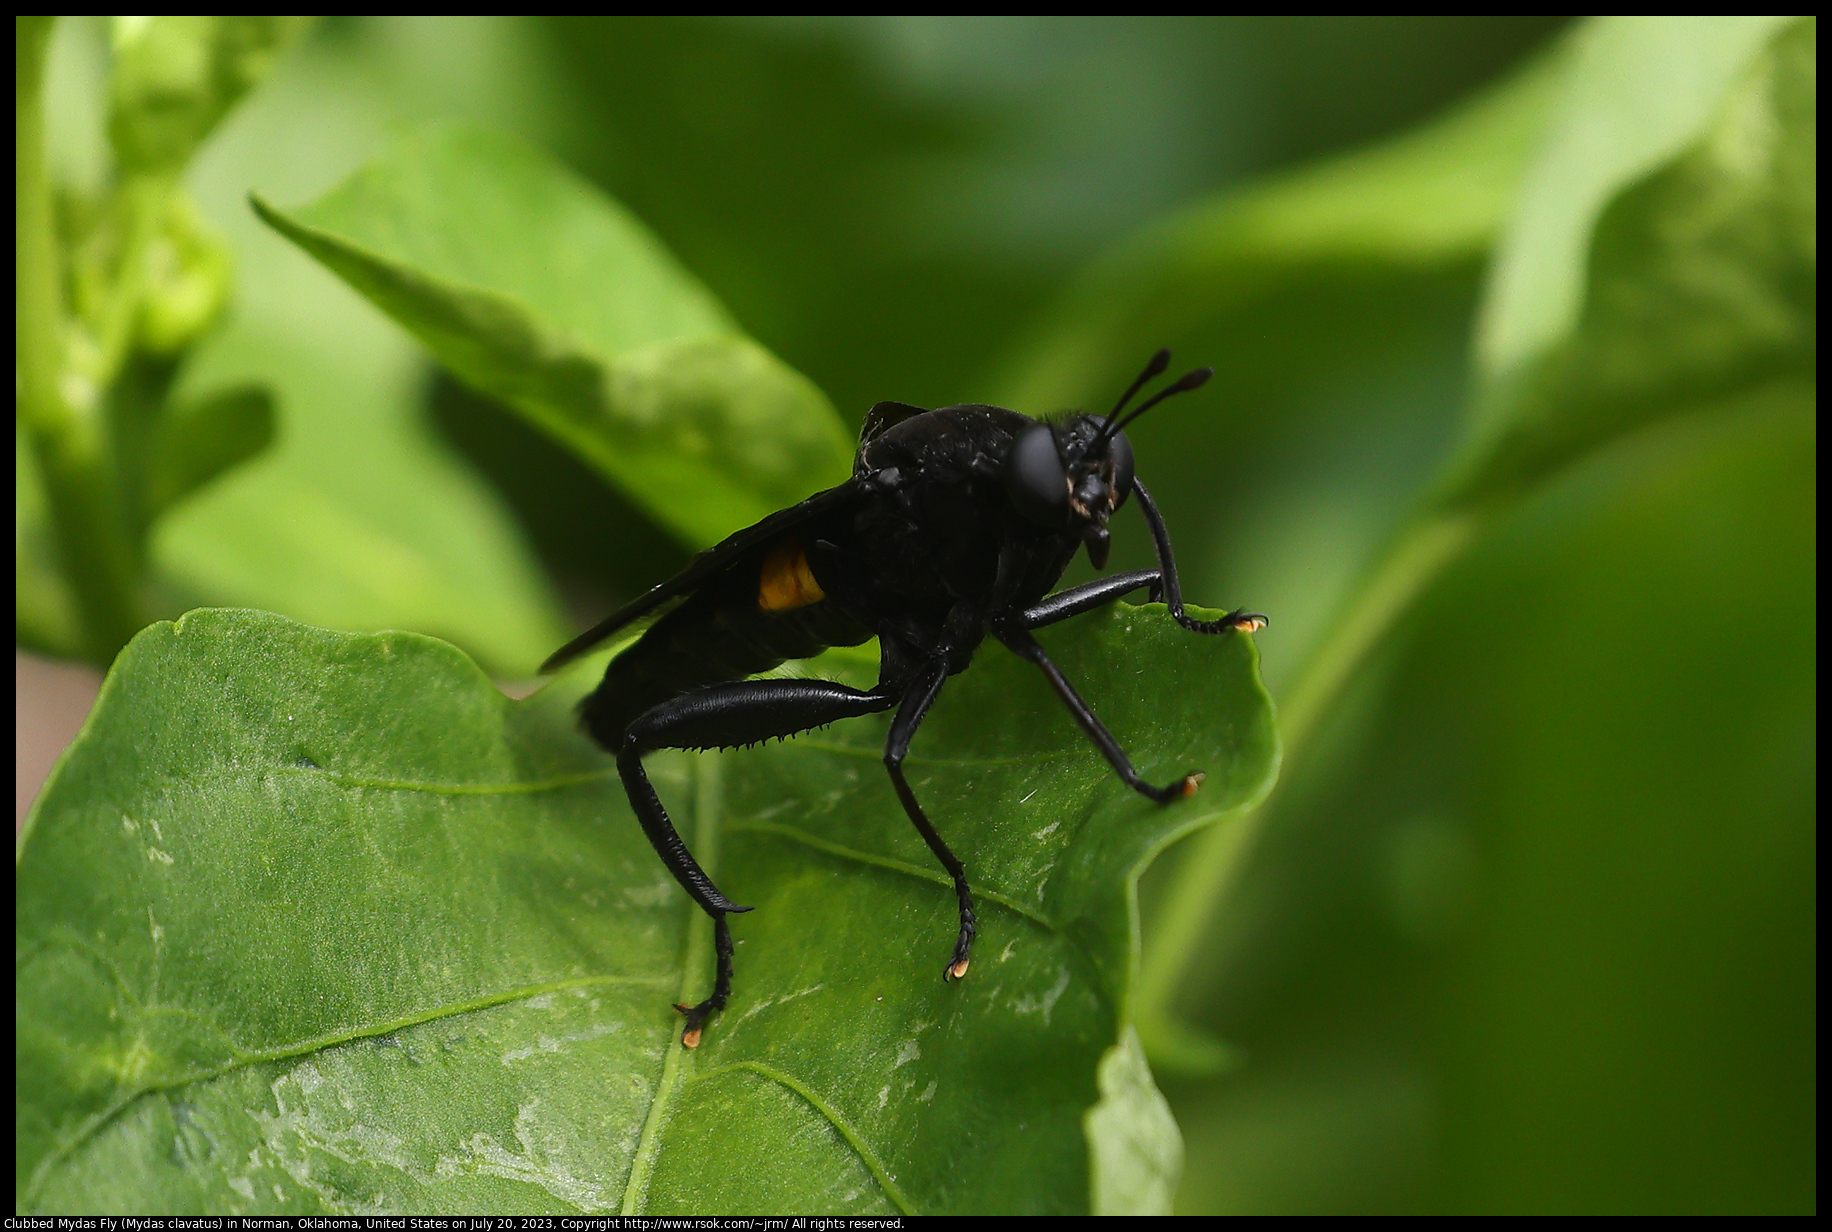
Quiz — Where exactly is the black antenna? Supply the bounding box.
[1095,365,1213,447]
[1101,348,1171,433]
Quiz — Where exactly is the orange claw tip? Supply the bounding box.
[1180,772,1205,798]
[947,958,971,981]
[1232,615,1268,633]
[680,1026,703,1049]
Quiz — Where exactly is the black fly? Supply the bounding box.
[543,350,1265,1047]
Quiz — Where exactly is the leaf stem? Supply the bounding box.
[16,17,144,663]
[1135,510,1481,1027]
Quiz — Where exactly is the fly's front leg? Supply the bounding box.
[1020,569,1163,630]
[881,664,979,981]
[620,679,896,1045]
[1131,479,1267,635]
[996,625,1202,805]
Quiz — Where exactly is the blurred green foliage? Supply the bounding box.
[18,15,1814,1214]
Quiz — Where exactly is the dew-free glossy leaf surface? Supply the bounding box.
[17,604,1275,1213]
[254,126,856,549]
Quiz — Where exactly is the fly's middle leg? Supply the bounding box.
[1019,568,1163,630]
[883,664,978,981]
[996,625,1202,805]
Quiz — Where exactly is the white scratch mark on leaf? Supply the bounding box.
[254,1055,617,1213]
[1013,968,1073,1025]
[620,881,673,908]
[499,1020,624,1064]
[732,983,828,1027]
[290,1063,324,1097]
[434,1102,616,1211]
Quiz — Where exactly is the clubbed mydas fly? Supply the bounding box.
[544,349,1265,1047]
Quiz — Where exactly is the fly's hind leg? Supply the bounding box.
[882,665,978,981]
[620,680,896,1044]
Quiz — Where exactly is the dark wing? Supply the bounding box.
[540,478,870,674]
[859,401,929,445]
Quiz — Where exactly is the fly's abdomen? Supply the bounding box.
[580,538,871,747]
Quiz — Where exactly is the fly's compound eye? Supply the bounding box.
[1106,429,1135,508]
[1007,423,1070,527]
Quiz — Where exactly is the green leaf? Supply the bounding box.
[252,126,856,549]
[1446,15,1811,505]
[144,383,276,519]
[17,603,1275,1214]
[1086,1026,1184,1215]
[108,16,314,175]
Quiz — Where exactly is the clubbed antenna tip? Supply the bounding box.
[1097,363,1215,444]
[1102,348,1173,431]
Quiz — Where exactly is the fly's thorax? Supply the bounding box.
[858,403,1033,478]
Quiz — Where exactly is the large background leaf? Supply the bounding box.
[255,127,855,550]
[1446,14,1810,505]
[17,605,1274,1213]
[1133,17,1816,1212]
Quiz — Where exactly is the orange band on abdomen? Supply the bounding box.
[758,538,825,612]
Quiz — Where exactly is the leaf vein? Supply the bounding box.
[784,738,1090,767]
[727,820,1055,929]
[277,765,616,795]
[690,1060,918,1216]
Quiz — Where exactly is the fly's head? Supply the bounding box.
[1005,349,1211,570]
